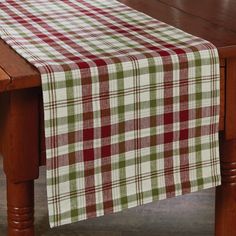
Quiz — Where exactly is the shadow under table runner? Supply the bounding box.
[0,0,221,227]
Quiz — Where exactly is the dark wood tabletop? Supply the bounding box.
[1,1,236,236]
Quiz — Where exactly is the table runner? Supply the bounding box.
[0,0,221,227]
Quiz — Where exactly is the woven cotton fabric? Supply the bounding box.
[0,0,221,227]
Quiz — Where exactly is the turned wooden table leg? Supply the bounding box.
[7,180,34,236]
[215,135,236,236]
[0,88,40,236]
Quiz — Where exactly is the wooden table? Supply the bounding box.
[0,0,236,235]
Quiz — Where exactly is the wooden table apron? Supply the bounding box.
[1,0,236,236]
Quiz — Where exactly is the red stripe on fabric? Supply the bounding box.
[98,65,114,213]
[78,0,186,55]
[0,2,85,68]
[47,158,219,203]
[45,105,218,154]
[63,0,177,57]
[83,128,94,141]
[80,66,97,218]
[6,1,106,69]
[162,57,176,198]
[46,122,218,170]
[178,57,191,194]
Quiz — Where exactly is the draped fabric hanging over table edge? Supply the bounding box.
[0,0,220,227]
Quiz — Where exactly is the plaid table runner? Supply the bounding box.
[0,0,221,227]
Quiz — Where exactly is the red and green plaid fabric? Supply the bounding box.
[0,0,221,227]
